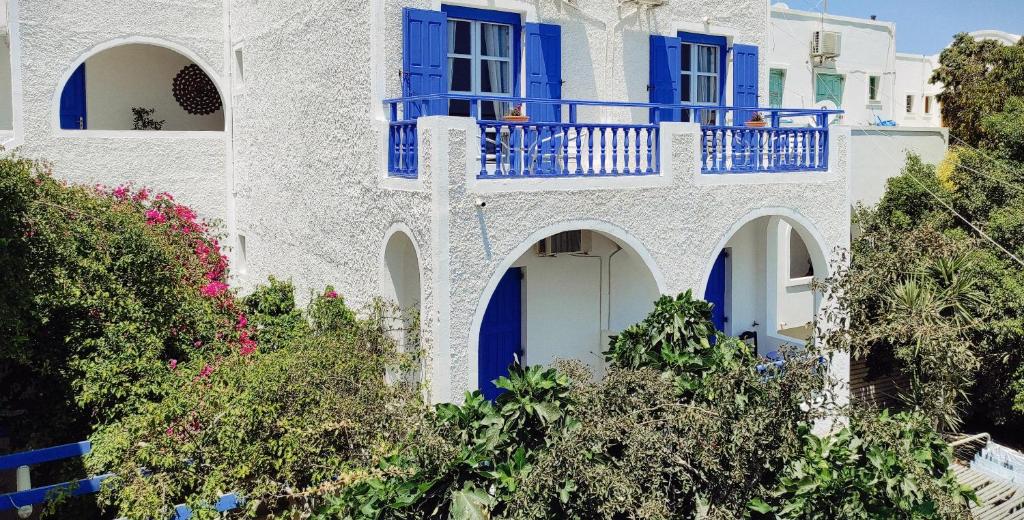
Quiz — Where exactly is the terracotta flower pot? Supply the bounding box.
[745,120,768,128]
[503,115,530,123]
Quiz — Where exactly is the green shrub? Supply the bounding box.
[752,411,976,519]
[90,291,424,519]
[0,155,245,449]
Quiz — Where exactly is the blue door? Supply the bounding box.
[525,23,562,175]
[705,250,728,333]
[479,267,523,400]
[60,64,87,130]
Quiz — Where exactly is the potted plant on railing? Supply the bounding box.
[503,104,529,123]
[745,111,768,128]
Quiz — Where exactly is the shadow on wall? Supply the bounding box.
[58,44,224,131]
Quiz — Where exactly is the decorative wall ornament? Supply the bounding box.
[172,64,222,115]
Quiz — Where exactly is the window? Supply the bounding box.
[814,72,844,106]
[924,95,932,114]
[905,94,914,113]
[446,17,513,119]
[868,75,880,102]
[769,68,786,108]
[679,33,726,124]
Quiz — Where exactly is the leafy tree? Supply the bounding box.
[752,411,975,519]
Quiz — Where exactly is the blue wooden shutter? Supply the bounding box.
[60,64,87,130]
[732,44,759,124]
[649,35,681,123]
[402,8,447,117]
[525,23,561,122]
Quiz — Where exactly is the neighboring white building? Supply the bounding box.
[2,0,851,406]
[768,3,949,206]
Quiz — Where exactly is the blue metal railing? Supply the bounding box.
[0,441,241,519]
[383,94,841,178]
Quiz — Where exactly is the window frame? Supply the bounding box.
[677,32,727,123]
[814,71,844,106]
[924,95,932,114]
[441,5,522,107]
[769,68,786,108]
[867,75,880,102]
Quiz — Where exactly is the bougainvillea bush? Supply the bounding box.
[0,154,250,449]
[0,155,423,518]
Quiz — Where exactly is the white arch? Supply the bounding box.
[698,206,831,295]
[379,222,426,312]
[466,219,667,391]
[49,36,226,133]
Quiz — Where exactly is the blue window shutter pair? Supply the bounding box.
[402,8,447,117]
[402,8,562,119]
[648,35,681,123]
[732,44,759,123]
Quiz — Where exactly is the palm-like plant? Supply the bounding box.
[881,254,984,431]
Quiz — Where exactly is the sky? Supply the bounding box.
[779,0,1023,55]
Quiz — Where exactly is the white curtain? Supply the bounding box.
[481,23,508,118]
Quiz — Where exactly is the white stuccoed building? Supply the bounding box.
[1,0,852,406]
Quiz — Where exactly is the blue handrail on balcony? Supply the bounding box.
[0,441,241,519]
[384,94,841,179]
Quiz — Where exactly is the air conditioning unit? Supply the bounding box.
[536,230,592,256]
[811,31,842,59]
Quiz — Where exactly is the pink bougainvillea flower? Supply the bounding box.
[145,209,167,224]
[155,192,175,201]
[112,185,130,200]
[200,281,229,297]
[194,340,203,348]
[168,359,177,370]
[325,290,339,299]
[133,187,151,202]
[197,364,214,379]
[165,426,174,437]
[174,204,197,223]
[236,313,248,330]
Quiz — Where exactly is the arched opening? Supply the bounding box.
[702,213,828,355]
[57,44,223,131]
[382,229,423,385]
[476,228,660,399]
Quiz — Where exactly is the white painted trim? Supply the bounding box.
[466,219,668,395]
[48,36,227,134]
[785,275,813,288]
[4,0,22,148]
[431,0,538,23]
[53,130,225,139]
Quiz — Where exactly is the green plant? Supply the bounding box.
[131,106,165,130]
[751,411,976,519]
[90,291,424,519]
[605,290,753,394]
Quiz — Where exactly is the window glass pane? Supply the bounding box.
[696,45,717,73]
[681,44,692,72]
[480,59,511,94]
[681,74,692,102]
[924,96,931,113]
[449,57,472,92]
[479,23,510,58]
[815,73,843,105]
[448,20,472,55]
[696,75,717,103]
[868,76,879,100]
[905,95,913,113]
[449,99,471,117]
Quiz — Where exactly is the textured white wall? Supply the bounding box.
[849,126,948,206]
[769,6,896,125]
[12,0,229,223]
[84,44,224,131]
